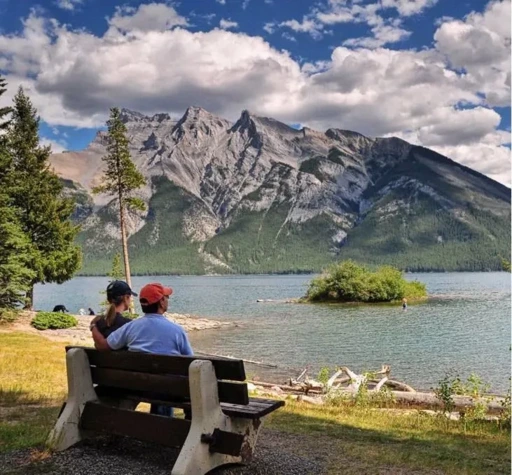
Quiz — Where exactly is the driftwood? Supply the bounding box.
[285,364,410,395]
[249,364,506,414]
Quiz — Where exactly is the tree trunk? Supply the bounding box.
[24,284,34,310]
[119,196,134,314]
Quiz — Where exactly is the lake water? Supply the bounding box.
[34,272,511,393]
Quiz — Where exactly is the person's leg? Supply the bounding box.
[150,404,173,417]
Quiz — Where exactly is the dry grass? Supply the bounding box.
[0,333,68,406]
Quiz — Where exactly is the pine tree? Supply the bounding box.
[92,107,146,306]
[99,253,124,311]
[7,87,82,308]
[0,76,12,132]
[0,77,35,308]
[0,196,36,308]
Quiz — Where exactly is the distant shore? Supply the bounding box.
[73,270,510,277]
[1,311,236,345]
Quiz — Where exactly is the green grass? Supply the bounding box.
[0,331,510,474]
[267,401,511,474]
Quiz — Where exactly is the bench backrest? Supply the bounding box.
[66,346,249,405]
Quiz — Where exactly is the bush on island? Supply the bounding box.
[305,260,427,303]
[31,312,78,330]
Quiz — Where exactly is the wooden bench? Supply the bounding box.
[47,346,284,475]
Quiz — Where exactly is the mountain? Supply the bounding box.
[50,107,511,275]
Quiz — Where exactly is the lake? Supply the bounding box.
[34,272,511,393]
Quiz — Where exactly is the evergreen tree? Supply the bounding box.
[99,253,124,311]
[92,107,146,304]
[0,76,12,131]
[0,76,35,307]
[7,87,82,308]
[0,196,36,308]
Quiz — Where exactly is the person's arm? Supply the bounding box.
[105,322,131,351]
[180,330,194,356]
[91,324,111,351]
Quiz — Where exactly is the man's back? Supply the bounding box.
[106,313,193,356]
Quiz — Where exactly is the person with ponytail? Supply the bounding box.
[90,281,137,337]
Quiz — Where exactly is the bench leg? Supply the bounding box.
[46,348,98,451]
[228,417,263,464]
[172,360,239,475]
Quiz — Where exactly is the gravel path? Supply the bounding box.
[1,429,327,475]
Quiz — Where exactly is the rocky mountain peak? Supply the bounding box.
[150,112,172,123]
[119,108,148,123]
[179,106,219,123]
[230,109,257,136]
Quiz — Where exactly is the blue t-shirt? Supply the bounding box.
[107,314,193,356]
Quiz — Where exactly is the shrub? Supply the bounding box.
[0,308,21,325]
[31,312,78,330]
[305,260,427,303]
[122,311,140,320]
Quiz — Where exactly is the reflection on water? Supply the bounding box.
[35,272,511,392]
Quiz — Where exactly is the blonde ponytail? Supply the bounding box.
[105,303,117,327]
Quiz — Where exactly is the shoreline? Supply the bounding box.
[71,270,510,278]
[1,310,236,345]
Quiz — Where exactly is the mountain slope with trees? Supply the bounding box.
[50,108,510,275]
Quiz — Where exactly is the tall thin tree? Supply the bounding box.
[92,108,146,302]
[7,87,82,308]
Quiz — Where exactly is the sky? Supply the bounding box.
[0,0,510,185]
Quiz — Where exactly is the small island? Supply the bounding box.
[303,260,427,303]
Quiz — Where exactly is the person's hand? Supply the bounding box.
[89,315,101,331]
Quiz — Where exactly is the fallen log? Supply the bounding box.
[249,382,505,414]
[368,379,416,393]
[248,380,323,394]
[324,389,506,413]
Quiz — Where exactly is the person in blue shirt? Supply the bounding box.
[91,282,193,417]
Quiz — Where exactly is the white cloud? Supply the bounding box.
[280,0,437,42]
[108,3,188,33]
[279,17,324,40]
[40,137,68,153]
[434,0,511,107]
[55,0,82,11]
[219,18,239,30]
[263,22,276,34]
[431,143,511,184]
[0,2,509,185]
[216,0,226,4]
[380,0,438,17]
[343,22,411,48]
[282,32,297,42]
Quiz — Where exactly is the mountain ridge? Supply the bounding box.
[51,107,511,275]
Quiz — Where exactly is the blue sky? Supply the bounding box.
[0,0,510,183]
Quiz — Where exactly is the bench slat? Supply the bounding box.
[67,346,246,381]
[220,398,285,419]
[95,387,283,419]
[80,402,191,447]
[92,368,249,405]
